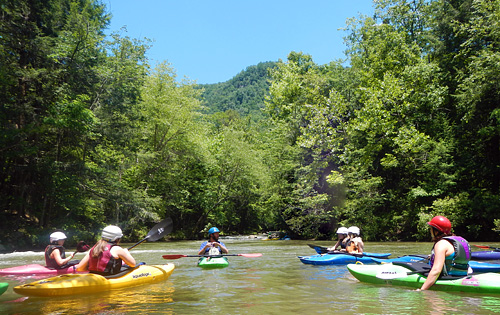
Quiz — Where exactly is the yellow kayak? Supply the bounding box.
[14,264,175,297]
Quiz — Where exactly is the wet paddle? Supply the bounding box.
[473,245,500,251]
[128,217,173,250]
[162,253,262,259]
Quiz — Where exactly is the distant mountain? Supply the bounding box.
[198,61,277,119]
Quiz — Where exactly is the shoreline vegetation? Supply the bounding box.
[2,1,500,250]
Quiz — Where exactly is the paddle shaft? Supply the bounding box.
[473,244,500,251]
[307,244,384,258]
[162,253,262,259]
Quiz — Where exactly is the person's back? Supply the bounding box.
[418,216,471,291]
[346,226,364,254]
[76,225,136,275]
[439,236,471,276]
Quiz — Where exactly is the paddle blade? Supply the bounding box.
[308,244,328,254]
[162,254,187,260]
[238,253,262,258]
[128,217,174,250]
[147,217,173,242]
[76,241,90,252]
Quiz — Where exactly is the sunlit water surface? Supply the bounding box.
[0,239,499,314]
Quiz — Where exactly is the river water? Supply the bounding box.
[0,238,500,314]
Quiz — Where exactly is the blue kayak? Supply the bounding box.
[298,252,391,265]
[471,251,500,261]
[371,255,500,273]
[371,255,427,264]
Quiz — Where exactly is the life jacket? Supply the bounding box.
[346,239,359,254]
[45,245,66,269]
[88,243,122,276]
[341,237,350,249]
[430,236,471,276]
[339,237,348,249]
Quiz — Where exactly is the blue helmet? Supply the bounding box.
[208,227,220,235]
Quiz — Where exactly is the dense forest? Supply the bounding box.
[199,61,277,119]
[1,0,500,250]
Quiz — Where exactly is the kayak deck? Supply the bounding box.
[471,250,500,260]
[13,264,175,297]
[347,263,500,294]
[197,256,229,269]
[299,252,391,265]
[0,264,86,276]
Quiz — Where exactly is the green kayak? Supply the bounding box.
[197,256,229,269]
[0,282,8,295]
[347,263,500,294]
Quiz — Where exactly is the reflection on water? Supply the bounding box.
[1,240,500,314]
[15,282,175,314]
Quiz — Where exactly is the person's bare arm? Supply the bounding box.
[52,248,74,266]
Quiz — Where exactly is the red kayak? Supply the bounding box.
[0,264,87,276]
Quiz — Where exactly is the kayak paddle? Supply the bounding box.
[308,244,328,254]
[72,241,90,255]
[128,217,173,250]
[473,245,500,251]
[76,241,91,252]
[376,269,429,280]
[307,244,388,258]
[162,253,263,259]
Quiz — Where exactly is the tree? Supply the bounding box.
[0,0,110,247]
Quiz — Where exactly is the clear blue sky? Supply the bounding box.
[104,1,375,84]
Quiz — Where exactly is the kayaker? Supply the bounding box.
[45,231,77,269]
[328,227,349,251]
[76,225,136,275]
[198,227,228,255]
[346,226,364,254]
[417,215,471,291]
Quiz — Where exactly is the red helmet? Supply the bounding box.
[427,215,452,234]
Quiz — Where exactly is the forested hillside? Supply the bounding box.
[1,0,500,250]
[199,61,277,119]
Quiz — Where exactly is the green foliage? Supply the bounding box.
[199,62,277,120]
[3,0,500,249]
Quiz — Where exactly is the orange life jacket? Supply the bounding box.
[346,240,359,254]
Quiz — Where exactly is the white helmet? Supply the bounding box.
[336,227,348,234]
[50,232,67,243]
[102,225,123,242]
[348,226,360,235]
